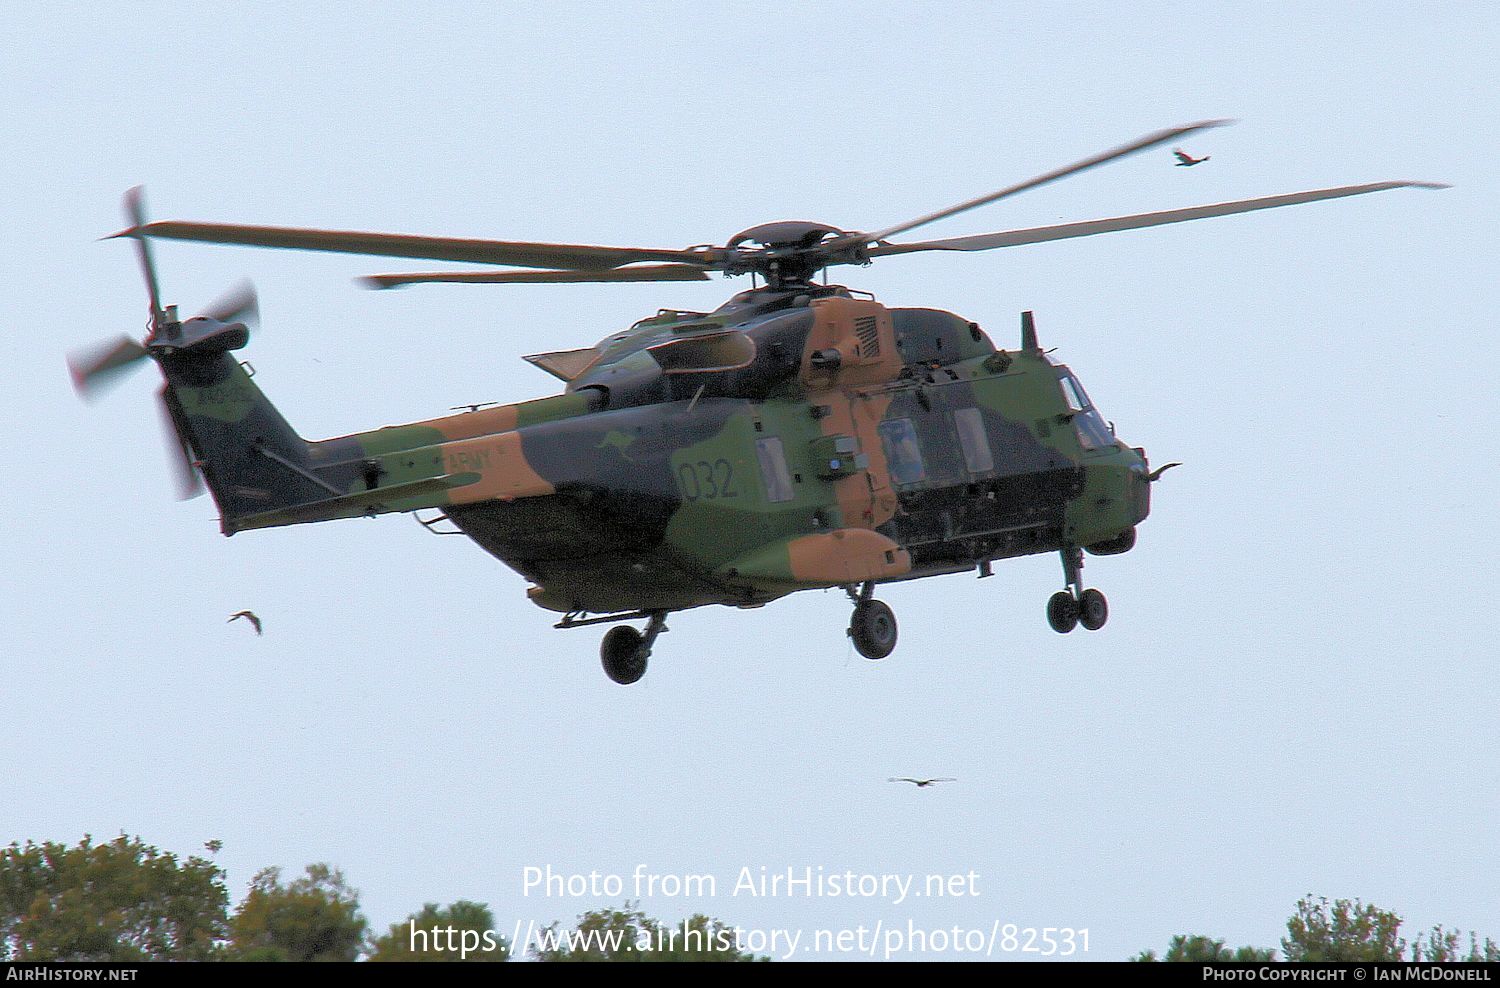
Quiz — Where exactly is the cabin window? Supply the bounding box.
[755,437,796,503]
[953,407,995,474]
[877,418,927,485]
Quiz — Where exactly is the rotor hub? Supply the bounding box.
[722,221,869,286]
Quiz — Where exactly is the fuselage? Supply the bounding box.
[275,284,1152,616]
[109,151,1441,680]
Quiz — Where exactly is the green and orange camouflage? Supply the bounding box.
[80,121,1443,680]
[158,288,1151,616]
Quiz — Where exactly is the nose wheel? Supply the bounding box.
[1047,547,1109,634]
[846,582,898,660]
[600,611,667,684]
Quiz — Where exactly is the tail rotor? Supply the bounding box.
[123,184,168,332]
[156,385,205,500]
[67,334,150,400]
[69,187,258,499]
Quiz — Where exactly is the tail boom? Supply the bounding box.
[160,358,596,533]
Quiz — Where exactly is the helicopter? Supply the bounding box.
[69,120,1445,684]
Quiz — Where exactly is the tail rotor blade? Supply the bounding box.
[67,335,149,400]
[157,386,205,500]
[199,279,259,327]
[123,187,167,329]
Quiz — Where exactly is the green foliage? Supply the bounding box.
[1137,896,1500,963]
[26,833,1498,969]
[227,863,367,962]
[368,900,509,962]
[1133,934,1275,962]
[532,904,764,962]
[1410,926,1500,963]
[1281,895,1405,962]
[0,835,229,961]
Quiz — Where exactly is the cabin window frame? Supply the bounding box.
[877,417,928,485]
[755,436,796,503]
[952,406,996,474]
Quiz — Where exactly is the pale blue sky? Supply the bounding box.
[2,1,1495,961]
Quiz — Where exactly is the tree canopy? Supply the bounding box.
[368,900,509,962]
[0,835,229,961]
[1281,895,1405,962]
[1137,895,1499,962]
[227,863,367,961]
[11,834,1498,965]
[1133,934,1275,962]
[532,904,764,962]
[1410,925,1500,963]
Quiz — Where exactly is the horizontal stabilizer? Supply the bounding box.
[523,347,601,382]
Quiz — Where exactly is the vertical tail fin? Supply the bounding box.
[158,351,331,532]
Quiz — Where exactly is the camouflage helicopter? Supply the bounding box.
[70,120,1444,683]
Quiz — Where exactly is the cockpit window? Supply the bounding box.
[1060,375,1089,413]
[1058,372,1115,450]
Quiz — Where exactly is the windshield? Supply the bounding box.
[1058,371,1115,450]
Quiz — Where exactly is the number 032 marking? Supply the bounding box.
[677,459,737,501]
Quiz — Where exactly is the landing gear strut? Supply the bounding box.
[846,582,898,660]
[600,611,667,684]
[1047,546,1109,634]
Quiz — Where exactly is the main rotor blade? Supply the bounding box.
[67,335,149,400]
[359,264,713,289]
[849,119,1233,247]
[119,220,713,271]
[198,279,259,327]
[122,187,166,327]
[867,181,1450,257]
[157,386,205,500]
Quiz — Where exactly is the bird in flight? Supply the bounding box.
[228,610,262,635]
[1173,148,1209,167]
[889,777,956,788]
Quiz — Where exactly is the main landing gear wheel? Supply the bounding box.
[1078,588,1109,631]
[600,626,647,685]
[1047,591,1080,634]
[849,597,898,660]
[600,611,668,685]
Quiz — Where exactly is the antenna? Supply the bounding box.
[1021,310,1038,350]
